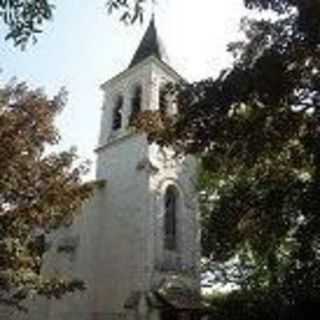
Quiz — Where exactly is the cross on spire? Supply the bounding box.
[151,0,156,18]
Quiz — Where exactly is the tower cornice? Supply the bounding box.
[100,56,186,91]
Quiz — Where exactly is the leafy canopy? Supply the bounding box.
[135,0,320,305]
[0,0,54,48]
[0,80,93,310]
[0,0,148,48]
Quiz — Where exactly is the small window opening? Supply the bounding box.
[164,185,178,251]
[130,85,142,124]
[112,96,123,131]
[159,86,169,116]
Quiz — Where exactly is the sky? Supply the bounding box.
[0,0,248,178]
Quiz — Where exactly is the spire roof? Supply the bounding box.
[129,16,169,68]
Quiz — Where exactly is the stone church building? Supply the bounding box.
[22,17,204,320]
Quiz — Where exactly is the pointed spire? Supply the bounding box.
[129,15,169,68]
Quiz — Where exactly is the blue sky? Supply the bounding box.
[1,0,247,178]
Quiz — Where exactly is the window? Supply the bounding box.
[159,85,169,116]
[129,85,142,124]
[112,95,123,131]
[164,185,178,251]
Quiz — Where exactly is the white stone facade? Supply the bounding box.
[90,56,201,319]
[10,40,201,320]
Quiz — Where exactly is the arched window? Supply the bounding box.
[112,95,123,131]
[164,185,178,251]
[129,85,142,124]
[159,85,169,116]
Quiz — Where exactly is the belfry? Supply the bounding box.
[34,16,204,320]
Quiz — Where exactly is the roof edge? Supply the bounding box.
[100,56,186,90]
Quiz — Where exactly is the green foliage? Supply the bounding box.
[0,80,94,310]
[207,289,280,320]
[244,0,320,44]
[0,0,151,48]
[107,0,148,24]
[141,0,320,306]
[0,0,54,48]
[207,287,320,320]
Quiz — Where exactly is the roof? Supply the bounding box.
[129,15,169,68]
[124,276,208,312]
[155,277,207,311]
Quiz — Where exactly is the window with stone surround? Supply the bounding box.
[164,185,178,251]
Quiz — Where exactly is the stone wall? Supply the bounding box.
[7,57,202,320]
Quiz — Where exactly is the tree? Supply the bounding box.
[0,0,147,48]
[107,0,149,24]
[3,0,320,311]
[206,288,280,320]
[135,0,320,308]
[0,0,54,48]
[0,80,94,310]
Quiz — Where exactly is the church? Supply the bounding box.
[30,16,204,320]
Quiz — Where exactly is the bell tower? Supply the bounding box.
[36,17,203,320]
[93,16,203,320]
